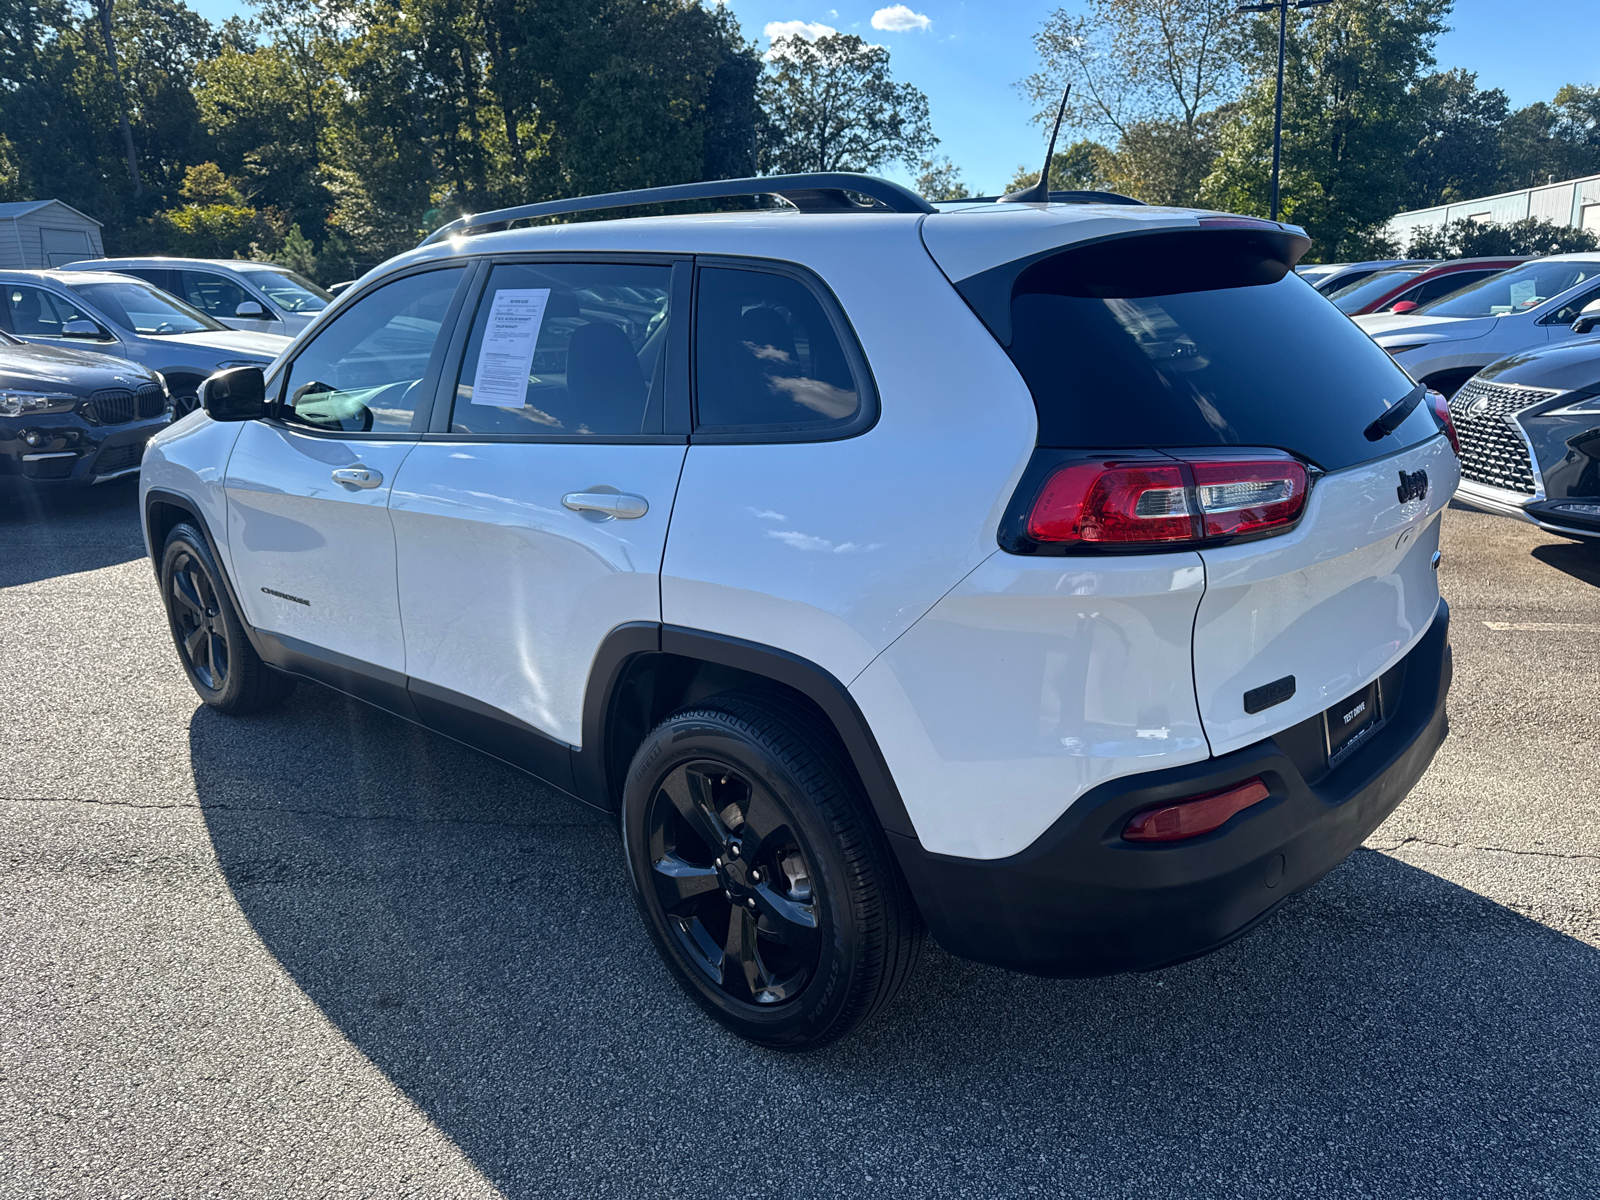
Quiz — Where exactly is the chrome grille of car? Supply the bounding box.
[1447,379,1556,496]
[83,384,166,425]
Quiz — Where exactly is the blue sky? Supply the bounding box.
[184,0,1596,196]
[720,0,1597,194]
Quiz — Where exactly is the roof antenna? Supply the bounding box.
[999,83,1071,204]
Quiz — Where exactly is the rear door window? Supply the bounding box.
[1003,230,1436,471]
[693,266,866,435]
[449,262,671,437]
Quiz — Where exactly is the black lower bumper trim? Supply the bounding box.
[889,599,1453,978]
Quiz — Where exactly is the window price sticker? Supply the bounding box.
[470,288,551,407]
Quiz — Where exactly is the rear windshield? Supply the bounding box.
[1003,231,1437,471]
[1327,267,1424,313]
[1414,258,1600,318]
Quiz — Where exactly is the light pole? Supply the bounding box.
[1236,0,1332,222]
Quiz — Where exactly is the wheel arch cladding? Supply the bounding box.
[578,624,915,839]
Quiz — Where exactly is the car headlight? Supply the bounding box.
[0,390,78,417]
[1544,392,1600,416]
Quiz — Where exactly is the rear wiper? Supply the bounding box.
[1364,386,1427,442]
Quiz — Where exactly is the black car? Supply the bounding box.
[0,328,171,493]
[1449,328,1600,544]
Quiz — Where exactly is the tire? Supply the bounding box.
[621,690,922,1050]
[159,522,295,713]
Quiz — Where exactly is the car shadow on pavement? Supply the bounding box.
[1531,540,1600,588]
[0,478,147,588]
[192,684,1600,1199]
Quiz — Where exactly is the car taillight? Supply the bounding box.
[1428,389,1460,456]
[1123,777,1271,842]
[1023,455,1308,548]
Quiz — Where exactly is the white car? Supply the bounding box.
[139,174,1457,1048]
[65,256,334,336]
[1355,254,1600,397]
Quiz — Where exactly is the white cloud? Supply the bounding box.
[871,4,931,31]
[764,19,838,42]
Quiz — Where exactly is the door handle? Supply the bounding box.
[332,466,383,489]
[562,491,649,519]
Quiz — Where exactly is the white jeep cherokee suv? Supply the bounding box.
[140,174,1457,1049]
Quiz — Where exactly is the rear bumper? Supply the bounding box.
[889,599,1452,977]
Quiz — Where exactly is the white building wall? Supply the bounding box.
[1385,173,1600,247]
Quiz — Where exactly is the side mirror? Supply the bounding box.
[1387,300,1420,315]
[62,318,102,338]
[201,366,270,422]
[234,300,266,319]
[1572,300,1600,336]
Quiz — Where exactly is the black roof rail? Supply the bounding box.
[944,190,1146,207]
[418,173,936,246]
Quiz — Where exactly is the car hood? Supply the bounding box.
[160,328,291,359]
[1352,313,1498,343]
[0,340,159,392]
[1477,335,1600,393]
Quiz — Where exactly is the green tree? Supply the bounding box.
[1406,216,1599,258]
[915,155,970,201]
[1199,0,1450,259]
[1404,68,1509,209]
[1498,85,1600,190]
[1006,139,1117,193]
[158,160,260,256]
[759,32,936,174]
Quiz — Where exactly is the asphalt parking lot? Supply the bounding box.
[1,483,1596,1199]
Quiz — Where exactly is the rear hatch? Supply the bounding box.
[924,208,1456,756]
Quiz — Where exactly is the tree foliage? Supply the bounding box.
[759,33,936,174]
[1405,216,1599,259]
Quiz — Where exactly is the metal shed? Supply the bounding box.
[0,200,105,269]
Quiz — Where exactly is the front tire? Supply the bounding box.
[621,691,922,1050]
[159,523,294,713]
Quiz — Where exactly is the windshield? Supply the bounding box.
[1002,231,1438,472]
[1327,267,1425,313]
[1416,259,1600,318]
[238,267,332,313]
[71,279,224,335]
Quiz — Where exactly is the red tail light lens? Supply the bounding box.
[1027,461,1194,544]
[1429,389,1460,457]
[1024,455,1308,548]
[1123,777,1271,842]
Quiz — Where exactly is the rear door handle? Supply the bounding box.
[562,491,649,519]
[332,467,383,489]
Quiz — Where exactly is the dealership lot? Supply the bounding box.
[0,486,1596,1198]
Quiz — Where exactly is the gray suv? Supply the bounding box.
[66,257,333,336]
[0,270,290,414]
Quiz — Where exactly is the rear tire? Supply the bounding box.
[621,690,922,1050]
[159,523,295,713]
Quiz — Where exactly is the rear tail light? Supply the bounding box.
[1123,777,1271,842]
[1428,389,1460,457]
[1021,454,1309,550]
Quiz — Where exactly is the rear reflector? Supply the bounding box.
[1025,455,1308,548]
[1123,777,1272,842]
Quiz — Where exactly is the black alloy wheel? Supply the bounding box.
[168,549,229,690]
[171,391,201,418]
[159,523,295,713]
[622,692,922,1049]
[646,759,822,1005]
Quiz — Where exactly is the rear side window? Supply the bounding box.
[450,262,671,437]
[694,266,865,435]
[1004,230,1436,472]
[1328,267,1423,313]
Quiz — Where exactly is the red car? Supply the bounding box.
[1326,257,1530,315]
